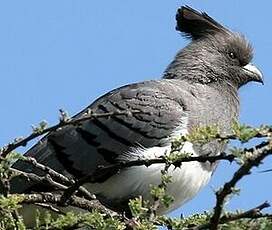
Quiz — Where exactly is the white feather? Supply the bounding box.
[86,120,213,214]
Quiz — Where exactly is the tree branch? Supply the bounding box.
[18,157,95,200]
[192,201,271,230]
[19,192,118,217]
[209,140,272,230]
[60,152,235,203]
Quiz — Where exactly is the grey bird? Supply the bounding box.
[10,5,263,224]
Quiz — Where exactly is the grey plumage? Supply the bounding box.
[10,5,263,222]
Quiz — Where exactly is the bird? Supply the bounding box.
[10,5,263,224]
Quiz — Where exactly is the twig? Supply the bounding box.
[193,201,271,230]
[149,164,171,221]
[209,140,272,230]
[20,192,118,217]
[19,157,95,200]
[219,201,271,222]
[0,109,142,158]
[35,203,64,215]
[0,168,21,228]
[61,153,235,203]
[11,168,68,191]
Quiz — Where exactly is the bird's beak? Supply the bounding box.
[243,63,264,84]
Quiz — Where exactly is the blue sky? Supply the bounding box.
[0,1,271,218]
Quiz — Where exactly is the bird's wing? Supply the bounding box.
[11,80,187,192]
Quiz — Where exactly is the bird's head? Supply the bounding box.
[163,6,263,88]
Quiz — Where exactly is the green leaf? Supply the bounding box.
[232,122,258,143]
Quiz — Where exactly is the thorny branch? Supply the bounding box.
[11,168,68,191]
[19,157,95,200]
[191,201,271,230]
[19,192,118,217]
[209,140,272,230]
[0,109,143,158]
[218,201,271,223]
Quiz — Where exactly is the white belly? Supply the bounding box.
[87,142,212,214]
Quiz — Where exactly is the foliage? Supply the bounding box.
[0,121,271,229]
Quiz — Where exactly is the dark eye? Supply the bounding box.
[228,52,236,59]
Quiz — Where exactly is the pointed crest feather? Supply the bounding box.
[176,6,228,40]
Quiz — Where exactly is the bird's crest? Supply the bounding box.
[176,6,228,40]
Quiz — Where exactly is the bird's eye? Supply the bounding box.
[228,52,236,59]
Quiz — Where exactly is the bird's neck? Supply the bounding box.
[212,80,240,102]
